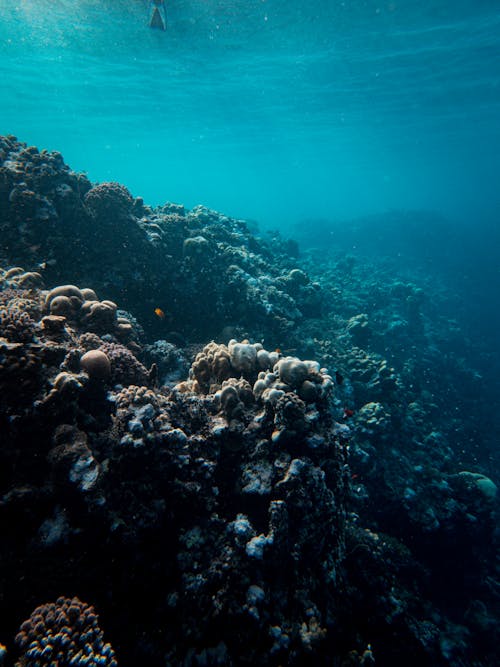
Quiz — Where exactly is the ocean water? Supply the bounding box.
[1,0,499,229]
[2,3,500,665]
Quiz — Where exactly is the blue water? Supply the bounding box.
[1,6,500,661]
[1,0,499,229]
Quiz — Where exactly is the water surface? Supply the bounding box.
[1,0,499,226]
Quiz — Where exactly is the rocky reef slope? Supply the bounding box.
[0,136,498,666]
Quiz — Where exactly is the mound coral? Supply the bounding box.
[84,181,134,217]
[80,349,112,381]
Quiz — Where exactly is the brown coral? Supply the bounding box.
[0,306,36,343]
[98,341,149,387]
[115,384,159,411]
[15,596,117,667]
[80,299,117,333]
[80,349,112,381]
[191,341,232,391]
[84,181,134,217]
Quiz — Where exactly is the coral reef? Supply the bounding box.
[0,273,352,665]
[0,267,496,665]
[0,136,498,667]
[0,137,317,342]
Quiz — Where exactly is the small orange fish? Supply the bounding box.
[275,348,281,354]
[154,307,165,320]
[343,408,354,419]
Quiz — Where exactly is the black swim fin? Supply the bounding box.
[149,2,167,31]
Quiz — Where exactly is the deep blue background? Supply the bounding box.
[1,0,499,229]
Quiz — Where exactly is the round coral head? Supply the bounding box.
[80,350,111,380]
